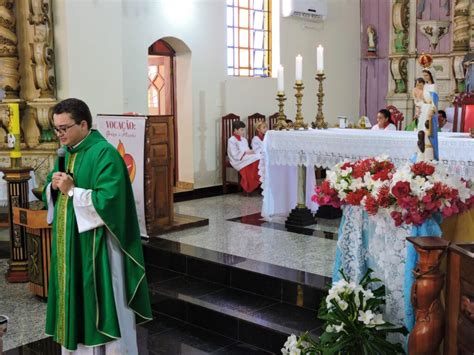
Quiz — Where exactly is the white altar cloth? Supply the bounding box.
[261,128,474,219]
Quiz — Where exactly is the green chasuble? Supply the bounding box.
[43,130,152,351]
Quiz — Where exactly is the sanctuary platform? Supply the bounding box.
[2,195,338,354]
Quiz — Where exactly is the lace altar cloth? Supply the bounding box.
[261,129,474,218]
[333,206,411,342]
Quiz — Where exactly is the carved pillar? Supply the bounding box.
[0,0,20,99]
[390,57,408,93]
[392,0,409,54]
[453,0,471,52]
[407,237,449,355]
[27,0,56,145]
[470,0,474,51]
[28,0,55,99]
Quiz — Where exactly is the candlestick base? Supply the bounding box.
[293,82,308,130]
[274,93,289,130]
[313,73,328,130]
[285,206,316,233]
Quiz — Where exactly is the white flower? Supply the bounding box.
[358,310,375,325]
[326,324,335,333]
[363,289,374,300]
[339,179,349,190]
[334,323,345,333]
[282,334,301,355]
[337,300,348,311]
[341,167,352,177]
[370,313,385,326]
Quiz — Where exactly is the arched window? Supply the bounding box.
[227,0,272,77]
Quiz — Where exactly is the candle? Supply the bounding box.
[7,103,21,159]
[8,103,20,135]
[277,65,284,93]
[295,55,303,81]
[316,45,324,74]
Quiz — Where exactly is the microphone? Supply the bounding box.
[57,147,66,173]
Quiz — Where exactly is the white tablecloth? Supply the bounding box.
[261,128,474,219]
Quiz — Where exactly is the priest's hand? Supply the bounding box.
[246,150,255,155]
[53,172,75,194]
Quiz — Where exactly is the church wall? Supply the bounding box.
[54,0,360,189]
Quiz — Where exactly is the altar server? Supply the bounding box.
[251,121,267,156]
[43,98,152,354]
[371,109,396,131]
[228,120,260,193]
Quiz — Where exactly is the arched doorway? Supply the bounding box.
[147,37,193,190]
[148,39,177,183]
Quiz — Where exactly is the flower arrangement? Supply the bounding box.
[281,269,407,355]
[313,158,474,227]
[312,156,395,209]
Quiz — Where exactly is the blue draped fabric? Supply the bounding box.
[430,92,440,161]
[403,214,443,331]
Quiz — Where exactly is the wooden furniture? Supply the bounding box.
[221,114,241,194]
[12,207,52,298]
[445,242,474,354]
[145,115,175,235]
[268,112,278,130]
[453,91,474,133]
[247,112,265,144]
[386,105,404,130]
[407,237,449,355]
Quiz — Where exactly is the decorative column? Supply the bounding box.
[390,57,408,94]
[28,0,57,144]
[407,236,449,355]
[0,0,20,100]
[453,0,471,51]
[392,0,409,55]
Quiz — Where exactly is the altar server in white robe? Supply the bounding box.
[251,121,267,156]
[371,109,397,131]
[228,120,260,193]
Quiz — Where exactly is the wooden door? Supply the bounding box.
[145,115,174,234]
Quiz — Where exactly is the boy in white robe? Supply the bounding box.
[251,121,267,156]
[227,121,260,193]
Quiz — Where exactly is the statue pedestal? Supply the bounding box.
[1,167,32,283]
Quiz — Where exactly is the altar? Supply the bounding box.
[261,128,474,219]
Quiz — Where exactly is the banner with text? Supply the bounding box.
[96,115,147,237]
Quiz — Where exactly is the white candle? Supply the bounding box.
[316,45,324,74]
[295,55,303,81]
[277,65,284,93]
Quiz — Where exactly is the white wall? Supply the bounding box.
[54,0,360,188]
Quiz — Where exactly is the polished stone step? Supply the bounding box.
[148,268,323,353]
[144,237,331,294]
[5,314,271,355]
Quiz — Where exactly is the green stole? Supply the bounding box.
[43,130,152,351]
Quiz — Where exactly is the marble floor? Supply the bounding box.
[1,194,337,353]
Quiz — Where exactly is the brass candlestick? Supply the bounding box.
[293,81,307,129]
[313,73,328,129]
[274,92,288,130]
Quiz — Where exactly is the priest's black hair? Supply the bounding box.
[232,120,246,132]
[53,98,93,129]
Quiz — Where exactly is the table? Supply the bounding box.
[261,129,474,219]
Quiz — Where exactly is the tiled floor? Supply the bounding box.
[1,194,337,353]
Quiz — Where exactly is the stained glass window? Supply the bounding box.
[227,0,272,77]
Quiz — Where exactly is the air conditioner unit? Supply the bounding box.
[282,0,328,22]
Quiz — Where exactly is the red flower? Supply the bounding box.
[340,162,353,170]
[392,181,411,199]
[376,185,392,208]
[390,211,403,227]
[364,194,379,215]
[345,189,369,206]
[411,162,435,176]
[373,169,391,181]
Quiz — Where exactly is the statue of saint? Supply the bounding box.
[367,25,377,55]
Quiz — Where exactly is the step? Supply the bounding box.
[144,237,332,293]
[148,268,323,353]
[144,238,330,353]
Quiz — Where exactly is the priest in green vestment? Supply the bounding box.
[43,98,152,354]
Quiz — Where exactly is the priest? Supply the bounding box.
[43,98,152,354]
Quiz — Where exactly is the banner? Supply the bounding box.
[96,115,147,237]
